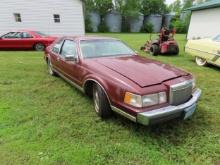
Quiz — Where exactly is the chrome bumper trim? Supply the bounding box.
[137,88,202,126]
[111,106,136,122]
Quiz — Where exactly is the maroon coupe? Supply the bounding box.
[44,36,202,126]
[0,30,57,51]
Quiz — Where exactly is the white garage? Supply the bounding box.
[187,0,220,40]
[0,0,85,36]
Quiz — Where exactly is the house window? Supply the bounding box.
[53,14,60,23]
[14,13,22,22]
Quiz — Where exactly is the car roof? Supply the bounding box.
[8,30,36,33]
[62,36,119,41]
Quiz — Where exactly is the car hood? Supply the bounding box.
[94,55,189,87]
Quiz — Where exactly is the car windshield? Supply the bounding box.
[212,34,220,41]
[35,31,48,37]
[80,39,135,58]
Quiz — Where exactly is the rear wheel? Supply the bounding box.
[195,56,207,66]
[174,46,179,55]
[93,83,112,119]
[150,44,159,56]
[34,43,45,51]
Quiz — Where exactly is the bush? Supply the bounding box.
[169,13,190,33]
[121,17,130,32]
[98,20,109,32]
[170,20,187,33]
[85,16,93,33]
[141,22,154,33]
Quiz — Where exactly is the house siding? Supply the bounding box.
[0,0,85,36]
[187,7,220,39]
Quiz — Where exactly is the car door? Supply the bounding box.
[19,32,35,49]
[0,32,19,49]
[49,39,64,73]
[58,39,82,85]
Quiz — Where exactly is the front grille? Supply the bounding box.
[169,80,193,106]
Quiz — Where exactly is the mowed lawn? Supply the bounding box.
[0,33,220,165]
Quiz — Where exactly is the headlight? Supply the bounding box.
[124,92,142,108]
[124,92,167,108]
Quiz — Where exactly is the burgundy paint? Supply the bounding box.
[45,36,193,117]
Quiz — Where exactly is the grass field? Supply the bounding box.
[0,33,220,165]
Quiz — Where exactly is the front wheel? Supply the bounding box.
[195,56,207,66]
[150,45,159,56]
[34,43,45,51]
[47,59,56,76]
[93,84,112,119]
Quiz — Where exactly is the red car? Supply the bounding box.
[0,30,57,51]
[44,36,202,126]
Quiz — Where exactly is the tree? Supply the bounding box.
[115,0,141,17]
[168,0,182,14]
[84,0,113,16]
[182,0,193,10]
[142,0,168,15]
[84,0,96,13]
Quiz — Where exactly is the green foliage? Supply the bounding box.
[168,0,182,14]
[170,12,191,33]
[170,20,187,33]
[85,16,93,33]
[121,17,130,32]
[142,0,168,15]
[84,0,96,12]
[84,0,113,16]
[98,20,109,32]
[141,22,154,33]
[115,0,141,18]
[182,0,193,10]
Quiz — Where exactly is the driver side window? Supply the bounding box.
[60,40,77,57]
[2,32,17,38]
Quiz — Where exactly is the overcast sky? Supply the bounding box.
[166,0,176,5]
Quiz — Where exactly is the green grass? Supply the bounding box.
[0,33,220,165]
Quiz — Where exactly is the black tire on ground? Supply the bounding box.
[150,44,160,56]
[93,83,112,119]
[47,59,56,76]
[34,43,45,51]
[174,46,179,55]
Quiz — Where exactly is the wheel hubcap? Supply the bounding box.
[196,57,206,66]
[48,61,53,75]
[94,90,100,113]
[36,44,44,51]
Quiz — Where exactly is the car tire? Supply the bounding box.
[47,59,56,76]
[174,46,179,55]
[93,83,112,119]
[34,43,45,51]
[150,44,159,56]
[195,56,208,66]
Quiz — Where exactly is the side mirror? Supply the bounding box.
[64,55,77,62]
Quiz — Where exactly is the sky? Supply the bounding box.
[166,0,176,5]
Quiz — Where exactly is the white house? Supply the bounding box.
[187,0,220,39]
[0,0,85,36]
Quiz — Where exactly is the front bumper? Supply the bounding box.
[137,88,202,125]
